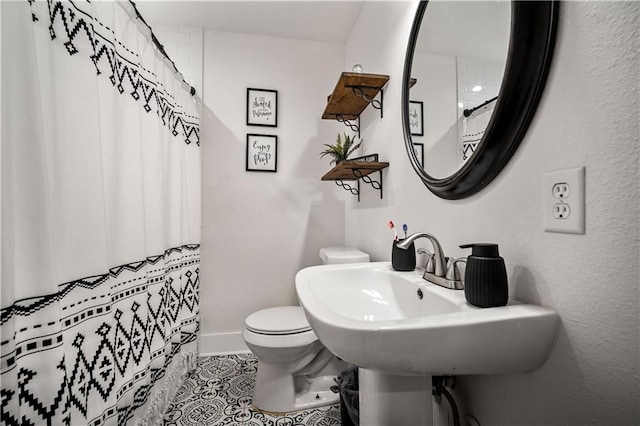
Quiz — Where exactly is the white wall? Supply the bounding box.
[411,51,458,178]
[200,31,346,351]
[345,1,639,425]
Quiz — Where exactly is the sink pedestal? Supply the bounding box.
[360,369,433,426]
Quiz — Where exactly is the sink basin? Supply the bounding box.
[295,262,558,376]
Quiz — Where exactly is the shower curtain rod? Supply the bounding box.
[129,1,196,96]
[463,95,498,118]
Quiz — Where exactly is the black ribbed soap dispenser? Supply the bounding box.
[459,243,508,308]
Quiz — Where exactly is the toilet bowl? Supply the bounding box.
[242,247,369,413]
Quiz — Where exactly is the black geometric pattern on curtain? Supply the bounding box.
[29,0,200,146]
[462,130,483,161]
[0,245,200,425]
[462,141,479,161]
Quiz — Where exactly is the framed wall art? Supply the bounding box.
[413,143,424,168]
[246,134,278,172]
[409,100,424,136]
[247,88,278,127]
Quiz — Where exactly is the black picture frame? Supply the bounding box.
[246,134,278,172]
[413,143,424,168]
[409,101,424,136]
[247,88,278,127]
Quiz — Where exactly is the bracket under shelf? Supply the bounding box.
[350,86,384,119]
[335,115,360,138]
[321,155,389,202]
[334,169,384,202]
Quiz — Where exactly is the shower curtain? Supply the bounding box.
[458,101,496,167]
[1,1,201,425]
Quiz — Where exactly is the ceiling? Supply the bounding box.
[417,0,511,62]
[135,1,365,44]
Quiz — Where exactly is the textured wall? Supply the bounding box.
[345,1,639,424]
[200,31,346,338]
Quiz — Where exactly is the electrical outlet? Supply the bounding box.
[543,167,585,234]
[552,183,570,199]
[552,203,571,219]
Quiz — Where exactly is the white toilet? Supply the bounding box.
[242,247,370,413]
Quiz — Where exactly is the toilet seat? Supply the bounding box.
[245,306,312,335]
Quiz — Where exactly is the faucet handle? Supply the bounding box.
[446,257,467,283]
[417,248,435,273]
[425,254,435,273]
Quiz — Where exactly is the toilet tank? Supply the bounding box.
[319,246,370,264]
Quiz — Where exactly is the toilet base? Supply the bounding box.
[242,304,353,413]
[252,362,343,413]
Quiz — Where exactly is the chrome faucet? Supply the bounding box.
[396,232,464,290]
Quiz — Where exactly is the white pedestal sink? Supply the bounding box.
[295,262,559,425]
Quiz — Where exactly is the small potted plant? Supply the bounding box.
[319,133,363,165]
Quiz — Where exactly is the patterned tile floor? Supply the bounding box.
[163,354,343,425]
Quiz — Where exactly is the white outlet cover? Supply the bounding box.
[543,167,585,234]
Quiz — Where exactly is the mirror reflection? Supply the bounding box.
[410,0,511,179]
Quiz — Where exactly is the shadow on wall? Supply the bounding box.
[454,318,594,425]
[299,198,346,267]
[511,265,544,305]
[200,104,244,188]
[423,120,460,179]
[200,104,346,302]
[453,266,601,425]
[199,105,245,293]
[291,133,346,269]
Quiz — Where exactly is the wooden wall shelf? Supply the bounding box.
[321,161,389,181]
[322,72,390,121]
[320,72,389,201]
[321,159,389,202]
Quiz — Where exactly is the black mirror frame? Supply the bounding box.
[402,0,559,200]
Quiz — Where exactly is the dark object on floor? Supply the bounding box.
[338,366,359,426]
[433,376,461,426]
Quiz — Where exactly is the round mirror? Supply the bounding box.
[402,1,559,199]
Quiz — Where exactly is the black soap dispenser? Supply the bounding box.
[459,243,508,308]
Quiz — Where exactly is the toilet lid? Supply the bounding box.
[245,306,312,335]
